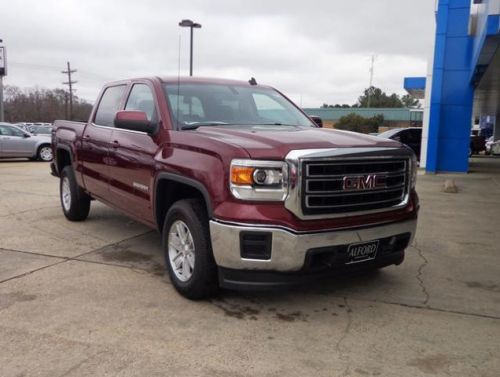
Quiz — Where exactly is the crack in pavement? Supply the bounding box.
[0,231,155,285]
[335,297,353,377]
[0,188,56,198]
[491,177,500,190]
[0,205,60,219]
[411,240,430,306]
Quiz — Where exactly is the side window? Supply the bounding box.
[125,84,158,122]
[11,127,25,137]
[94,85,126,127]
[252,93,295,124]
[1,126,25,137]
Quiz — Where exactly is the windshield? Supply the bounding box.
[164,83,314,129]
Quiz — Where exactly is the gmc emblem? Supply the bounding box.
[343,174,385,190]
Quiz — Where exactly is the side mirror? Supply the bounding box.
[23,133,31,138]
[310,115,323,128]
[114,111,156,134]
[393,136,402,142]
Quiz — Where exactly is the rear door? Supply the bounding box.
[107,82,159,223]
[79,85,126,200]
[0,125,35,157]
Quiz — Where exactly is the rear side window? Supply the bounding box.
[94,85,126,127]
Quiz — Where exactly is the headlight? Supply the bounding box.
[410,154,417,189]
[230,159,288,201]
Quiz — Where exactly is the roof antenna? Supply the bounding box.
[248,77,257,85]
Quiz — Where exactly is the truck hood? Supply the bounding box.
[196,125,402,159]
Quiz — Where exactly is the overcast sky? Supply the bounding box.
[1,0,436,107]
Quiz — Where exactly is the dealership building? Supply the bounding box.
[405,0,499,173]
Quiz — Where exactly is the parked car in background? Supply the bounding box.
[29,125,53,136]
[491,140,500,155]
[14,123,34,132]
[377,127,422,160]
[470,134,486,156]
[485,136,495,155]
[0,123,53,161]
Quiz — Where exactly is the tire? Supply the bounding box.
[60,166,91,221]
[37,144,53,161]
[162,199,218,300]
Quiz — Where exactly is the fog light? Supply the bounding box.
[240,232,272,260]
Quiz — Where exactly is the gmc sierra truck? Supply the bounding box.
[51,77,419,299]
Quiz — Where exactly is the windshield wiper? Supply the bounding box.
[256,122,296,127]
[180,121,229,130]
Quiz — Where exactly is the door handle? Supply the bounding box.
[83,134,91,141]
[111,140,120,148]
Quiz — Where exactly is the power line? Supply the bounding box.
[62,61,77,120]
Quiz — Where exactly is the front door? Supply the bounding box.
[107,83,159,223]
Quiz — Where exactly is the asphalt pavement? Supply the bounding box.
[1,157,499,377]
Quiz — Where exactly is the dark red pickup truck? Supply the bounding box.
[51,77,419,299]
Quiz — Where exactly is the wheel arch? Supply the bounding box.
[55,145,73,174]
[154,173,213,232]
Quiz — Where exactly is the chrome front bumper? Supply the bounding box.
[209,219,417,272]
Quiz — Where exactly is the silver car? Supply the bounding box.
[0,123,53,161]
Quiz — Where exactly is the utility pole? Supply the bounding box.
[0,38,6,122]
[367,54,376,108]
[62,61,77,120]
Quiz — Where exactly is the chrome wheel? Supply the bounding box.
[168,220,195,282]
[39,146,53,161]
[61,176,71,211]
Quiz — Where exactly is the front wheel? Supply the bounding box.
[37,145,53,161]
[162,199,217,300]
[60,166,91,221]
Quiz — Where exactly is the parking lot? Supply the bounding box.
[1,158,499,377]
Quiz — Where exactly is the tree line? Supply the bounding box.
[3,85,93,123]
[322,86,420,109]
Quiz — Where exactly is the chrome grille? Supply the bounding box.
[302,158,408,215]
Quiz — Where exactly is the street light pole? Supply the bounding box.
[179,19,202,76]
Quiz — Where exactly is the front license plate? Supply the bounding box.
[346,240,379,264]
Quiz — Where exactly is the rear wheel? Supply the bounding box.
[162,199,217,300]
[60,166,91,221]
[37,145,53,161]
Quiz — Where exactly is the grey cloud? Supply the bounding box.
[1,0,434,106]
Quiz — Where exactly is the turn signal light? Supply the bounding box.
[231,166,255,185]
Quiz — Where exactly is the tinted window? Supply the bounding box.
[164,83,314,128]
[94,85,126,127]
[125,84,157,122]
